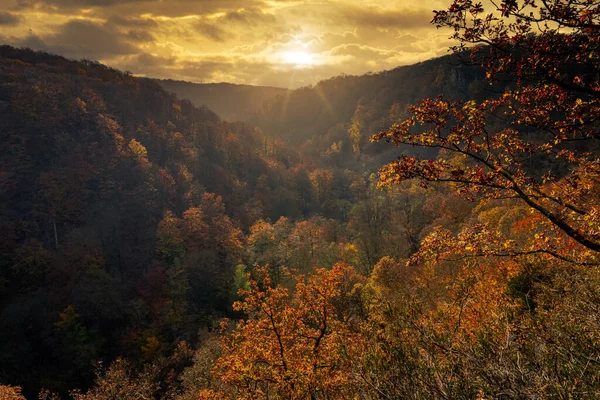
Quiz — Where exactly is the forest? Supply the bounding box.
[1,0,600,398]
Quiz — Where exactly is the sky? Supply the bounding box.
[0,0,457,88]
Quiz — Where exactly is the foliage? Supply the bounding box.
[363,0,600,397]
[0,385,26,400]
[69,359,157,400]
[373,0,600,263]
[205,264,365,399]
[4,0,600,397]
[0,45,315,396]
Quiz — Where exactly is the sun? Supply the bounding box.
[280,51,314,67]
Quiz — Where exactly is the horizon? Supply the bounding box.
[3,42,446,90]
[0,0,454,88]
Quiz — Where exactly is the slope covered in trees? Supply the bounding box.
[3,0,600,397]
[1,45,435,398]
[158,53,494,172]
[0,45,314,396]
[192,0,600,395]
[248,55,495,171]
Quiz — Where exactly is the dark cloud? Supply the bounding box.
[136,52,176,67]
[14,34,48,49]
[0,12,21,26]
[15,0,147,8]
[12,0,271,18]
[51,20,138,58]
[6,20,139,60]
[126,29,154,43]
[14,0,36,9]
[195,20,230,42]
[336,5,433,29]
[107,15,158,28]
[114,0,299,18]
[115,52,177,76]
[223,7,277,26]
[1,34,76,61]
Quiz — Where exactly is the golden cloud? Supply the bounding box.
[0,0,455,87]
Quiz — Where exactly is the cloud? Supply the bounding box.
[116,52,177,76]
[1,0,457,87]
[136,52,176,66]
[308,31,358,53]
[335,5,433,29]
[107,15,158,28]
[11,0,271,18]
[15,0,148,9]
[0,12,21,26]
[51,20,138,58]
[284,3,433,31]
[195,20,230,42]
[223,7,276,25]
[125,29,154,43]
[12,34,48,49]
[329,43,397,60]
[4,20,139,60]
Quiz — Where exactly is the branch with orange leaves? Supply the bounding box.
[373,96,600,254]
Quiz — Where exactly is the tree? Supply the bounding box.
[153,194,245,340]
[247,219,282,283]
[206,264,365,399]
[0,385,26,400]
[69,359,156,400]
[360,3,600,396]
[348,104,366,155]
[0,46,324,396]
[373,0,600,264]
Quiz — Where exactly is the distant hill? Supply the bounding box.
[247,54,496,171]
[156,79,288,122]
[156,55,496,173]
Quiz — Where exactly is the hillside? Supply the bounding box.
[0,45,311,395]
[0,46,501,395]
[156,80,288,122]
[3,6,600,395]
[159,55,493,173]
[1,45,486,395]
[250,54,494,171]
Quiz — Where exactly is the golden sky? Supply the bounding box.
[0,0,456,88]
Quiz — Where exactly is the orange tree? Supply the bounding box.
[367,2,600,396]
[372,0,600,264]
[201,263,365,399]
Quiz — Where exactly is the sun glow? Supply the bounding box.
[280,51,314,67]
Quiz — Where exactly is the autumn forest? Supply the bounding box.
[2,0,600,398]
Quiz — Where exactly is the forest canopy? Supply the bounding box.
[2,0,600,398]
